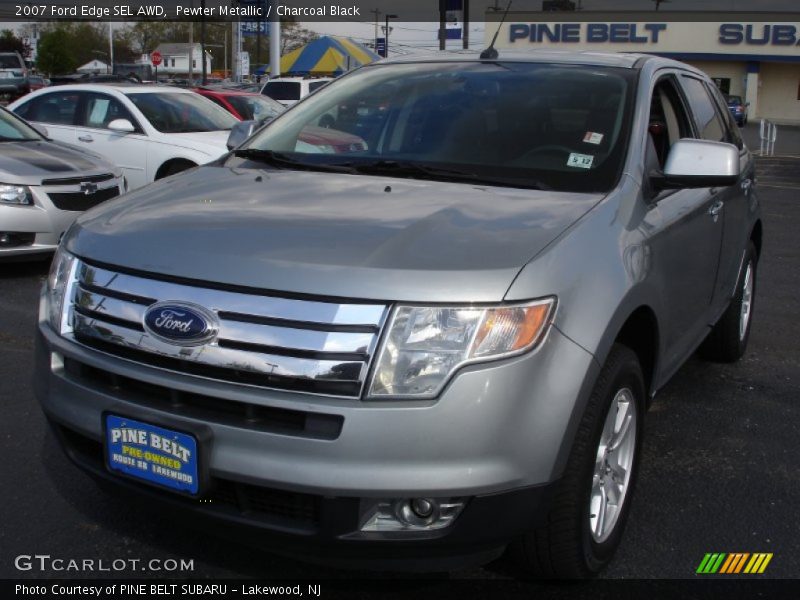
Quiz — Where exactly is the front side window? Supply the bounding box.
[126,92,237,133]
[241,62,636,193]
[81,93,140,132]
[681,76,726,143]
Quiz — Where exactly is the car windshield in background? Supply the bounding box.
[726,95,743,104]
[126,92,237,133]
[0,55,21,69]
[0,108,41,141]
[226,95,284,121]
[241,62,636,193]
[263,82,301,101]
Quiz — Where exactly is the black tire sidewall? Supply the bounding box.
[734,246,758,356]
[580,347,646,572]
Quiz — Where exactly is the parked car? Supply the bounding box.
[193,87,285,122]
[9,84,237,190]
[260,76,333,107]
[28,75,48,91]
[0,52,29,99]
[0,106,123,260]
[36,51,760,578]
[725,94,749,126]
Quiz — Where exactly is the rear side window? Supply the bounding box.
[16,92,80,125]
[309,81,328,93]
[263,82,301,101]
[704,82,744,150]
[680,76,726,143]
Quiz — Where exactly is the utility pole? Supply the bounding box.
[269,0,280,79]
[201,0,207,84]
[371,8,380,50]
[463,0,469,50]
[108,23,114,74]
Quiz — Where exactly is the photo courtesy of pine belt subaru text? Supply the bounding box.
[34,49,761,578]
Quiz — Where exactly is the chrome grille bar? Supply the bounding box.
[68,261,390,397]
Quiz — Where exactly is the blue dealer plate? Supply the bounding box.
[105,415,199,495]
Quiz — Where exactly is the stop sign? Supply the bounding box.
[151,51,162,67]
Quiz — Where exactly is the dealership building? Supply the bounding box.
[493,14,800,124]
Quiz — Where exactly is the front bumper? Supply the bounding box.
[34,297,598,567]
[0,181,123,259]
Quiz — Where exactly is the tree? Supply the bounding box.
[0,30,26,57]
[36,27,77,75]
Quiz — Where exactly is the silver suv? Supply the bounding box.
[35,51,761,577]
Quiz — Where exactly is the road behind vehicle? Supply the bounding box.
[35,51,761,579]
[0,52,29,100]
[9,84,237,189]
[0,106,123,260]
[261,76,333,107]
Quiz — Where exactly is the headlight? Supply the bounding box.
[0,184,32,205]
[46,247,78,334]
[368,299,555,399]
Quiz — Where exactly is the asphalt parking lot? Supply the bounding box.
[1,127,798,584]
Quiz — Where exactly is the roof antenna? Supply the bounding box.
[480,1,513,60]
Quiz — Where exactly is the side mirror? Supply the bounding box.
[31,123,48,138]
[226,120,258,150]
[107,119,136,133]
[653,139,739,190]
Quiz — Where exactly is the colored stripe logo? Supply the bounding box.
[697,552,773,574]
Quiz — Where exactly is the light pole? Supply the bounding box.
[385,14,397,58]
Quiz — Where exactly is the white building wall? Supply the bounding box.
[758,63,800,125]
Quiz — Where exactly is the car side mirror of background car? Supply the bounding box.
[226,120,258,150]
[651,139,739,191]
[107,119,136,133]
[31,123,48,138]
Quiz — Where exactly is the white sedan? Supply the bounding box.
[9,84,237,190]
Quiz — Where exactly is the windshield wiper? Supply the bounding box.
[233,149,356,174]
[352,160,547,190]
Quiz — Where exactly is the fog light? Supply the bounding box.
[360,497,465,532]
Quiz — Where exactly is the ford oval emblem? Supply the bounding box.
[143,302,219,346]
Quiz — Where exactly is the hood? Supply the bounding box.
[68,166,602,303]
[0,140,116,185]
[165,130,230,157]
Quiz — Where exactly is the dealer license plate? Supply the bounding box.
[105,415,199,495]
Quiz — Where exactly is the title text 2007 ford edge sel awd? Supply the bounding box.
[35,51,761,577]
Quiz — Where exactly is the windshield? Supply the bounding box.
[263,82,301,101]
[726,95,743,104]
[226,94,284,121]
[0,55,22,69]
[126,92,237,133]
[0,108,41,141]
[238,62,636,192]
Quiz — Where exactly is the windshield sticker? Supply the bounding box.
[567,153,594,169]
[583,132,604,145]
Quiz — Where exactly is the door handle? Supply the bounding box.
[78,135,93,143]
[741,178,752,193]
[709,199,724,217]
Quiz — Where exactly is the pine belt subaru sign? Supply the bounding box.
[502,21,800,57]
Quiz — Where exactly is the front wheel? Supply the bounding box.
[510,344,645,578]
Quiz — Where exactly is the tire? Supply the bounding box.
[699,241,757,363]
[510,344,645,578]
[156,159,196,180]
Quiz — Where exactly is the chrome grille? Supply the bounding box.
[66,261,390,397]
